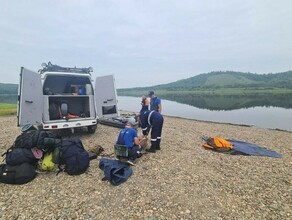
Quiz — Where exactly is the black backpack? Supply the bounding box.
[49,103,62,120]
[13,130,40,149]
[13,130,62,152]
[60,138,90,175]
[3,148,38,166]
[0,163,36,184]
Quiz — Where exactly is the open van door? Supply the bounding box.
[17,67,43,127]
[95,75,119,118]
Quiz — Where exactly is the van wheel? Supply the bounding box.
[87,125,97,134]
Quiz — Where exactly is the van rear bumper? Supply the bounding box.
[42,118,98,130]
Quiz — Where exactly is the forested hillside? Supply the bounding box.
[159,71,292,89]
[0,83,18,94]
[1,71,292,96]
[118,71,292,96]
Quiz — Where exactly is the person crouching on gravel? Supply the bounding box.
[140,110,164,153]
[116,118,142,164]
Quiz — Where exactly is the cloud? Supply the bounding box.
[0,0,292,88]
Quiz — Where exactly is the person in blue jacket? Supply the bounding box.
[116,118,141,163]
[140,110,164,153]
[148,91,162,113]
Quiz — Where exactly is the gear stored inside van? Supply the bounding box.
[17,62,119,134]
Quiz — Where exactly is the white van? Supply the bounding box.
[17,62,119,134]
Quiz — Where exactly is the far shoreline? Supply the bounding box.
[2,111,291,134]
[120,110,292,133]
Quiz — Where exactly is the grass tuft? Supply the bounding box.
[0,103,17,116]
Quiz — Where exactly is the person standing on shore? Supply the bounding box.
[148,91,162,113]
[140,110,164,153]
[138,95,150,128]
[140,95,150,114]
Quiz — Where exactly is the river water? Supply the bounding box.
[117,96,292,131]
[1,94,291,131]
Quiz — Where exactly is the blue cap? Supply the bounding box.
[21,123,36,133]
[148,91,154,97]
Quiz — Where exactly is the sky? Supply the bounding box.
[0,0,292,89]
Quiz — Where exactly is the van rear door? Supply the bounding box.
[95,75,119,118]
[17,67,43,126]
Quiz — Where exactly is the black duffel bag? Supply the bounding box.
[0,163,36,184]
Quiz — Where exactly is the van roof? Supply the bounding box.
[39,62,93,75]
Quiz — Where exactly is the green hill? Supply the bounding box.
[1,71,292,96]
[0,83,18,94]
[117,71,292,96]
[161,71,292,89]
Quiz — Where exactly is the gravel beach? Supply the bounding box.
[0,115,291,220]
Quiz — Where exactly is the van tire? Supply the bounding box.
[87,125,97,134]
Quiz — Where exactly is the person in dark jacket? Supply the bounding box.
[140,95,150,114]
[140,110,164,153]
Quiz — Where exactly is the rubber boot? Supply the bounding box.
[156,139,161,150]
[146,141,156,153]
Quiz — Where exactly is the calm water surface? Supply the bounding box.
[117,96,292,131]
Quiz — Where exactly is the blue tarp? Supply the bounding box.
[99,158,133,186]
[227,139,282,158]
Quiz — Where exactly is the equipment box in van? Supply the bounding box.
[17,62,119,134]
